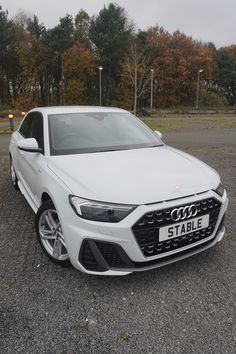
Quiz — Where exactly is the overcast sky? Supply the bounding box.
[1,0,235,47]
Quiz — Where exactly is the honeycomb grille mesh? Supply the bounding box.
[132,198,221,257]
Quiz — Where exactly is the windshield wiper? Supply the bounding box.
[94,145,163,153]
[95,148,125,153]
[146,144,164,148]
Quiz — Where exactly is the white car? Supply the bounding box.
[9,106,228,275]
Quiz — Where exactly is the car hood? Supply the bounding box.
[47,146,219,204]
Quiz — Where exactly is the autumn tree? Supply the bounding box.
[42,14,75,104]
[1,3,236,110]
[14,31,52,108]
[62,41,95,104]
[147,27,216,107]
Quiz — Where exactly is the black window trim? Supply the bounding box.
[19,112,32,139]
[18,111,45,154]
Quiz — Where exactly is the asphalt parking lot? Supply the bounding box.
[0,120,236,354]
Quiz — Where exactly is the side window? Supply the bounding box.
[31,113,44,149]
[19,112,44,151]
[19,113,34,138]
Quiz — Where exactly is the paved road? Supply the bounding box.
[0,125,236,354]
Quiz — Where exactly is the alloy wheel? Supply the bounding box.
[38,209,69,261]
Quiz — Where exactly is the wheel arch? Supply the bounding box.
[40,190,60,217]
[41,192,52,205]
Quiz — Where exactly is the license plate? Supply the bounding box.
[159,214,209,242]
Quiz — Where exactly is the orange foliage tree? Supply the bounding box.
[15,29,53,107]
[1,3,235,110]
[147,27,216,107]
[62,41,95,104]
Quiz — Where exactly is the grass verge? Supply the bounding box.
[142,116,236,132]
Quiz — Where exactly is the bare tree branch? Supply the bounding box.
[122,40,151,113]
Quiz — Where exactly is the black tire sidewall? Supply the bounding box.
[10,158,19,190]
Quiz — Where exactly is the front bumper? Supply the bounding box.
[62,190,228,276]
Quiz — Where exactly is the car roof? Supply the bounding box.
[29,106,128,115]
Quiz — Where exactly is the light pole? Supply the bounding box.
[150,69,154,109]
[196,69,203,109]
[98,66,103,106]
[8,114,14,132]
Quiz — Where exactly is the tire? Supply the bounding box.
[35,200,71,267]
[10,158,19,190]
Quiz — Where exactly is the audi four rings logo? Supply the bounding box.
[171,204,198,222]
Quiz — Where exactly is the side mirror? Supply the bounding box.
[17,138,43,153]
[154,130,163,140]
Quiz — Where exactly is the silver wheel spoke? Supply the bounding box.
[53,239,62,258]
[40,229,56,240]
[57,232,66,247]
[45,211,57,231]
[54,222,60,231]
[45,215,53,231]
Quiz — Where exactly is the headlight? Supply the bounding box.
[214,182,225,197]
[69,195,137,222]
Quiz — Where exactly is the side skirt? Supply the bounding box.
[18,180,38,214]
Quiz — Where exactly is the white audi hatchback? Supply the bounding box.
[9,106,228,275]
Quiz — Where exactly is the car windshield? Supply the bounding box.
[48,112,163,155]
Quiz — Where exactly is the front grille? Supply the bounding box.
[132,197,221,257]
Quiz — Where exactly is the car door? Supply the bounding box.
[17,112,45,209]
[12,112,33,184]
